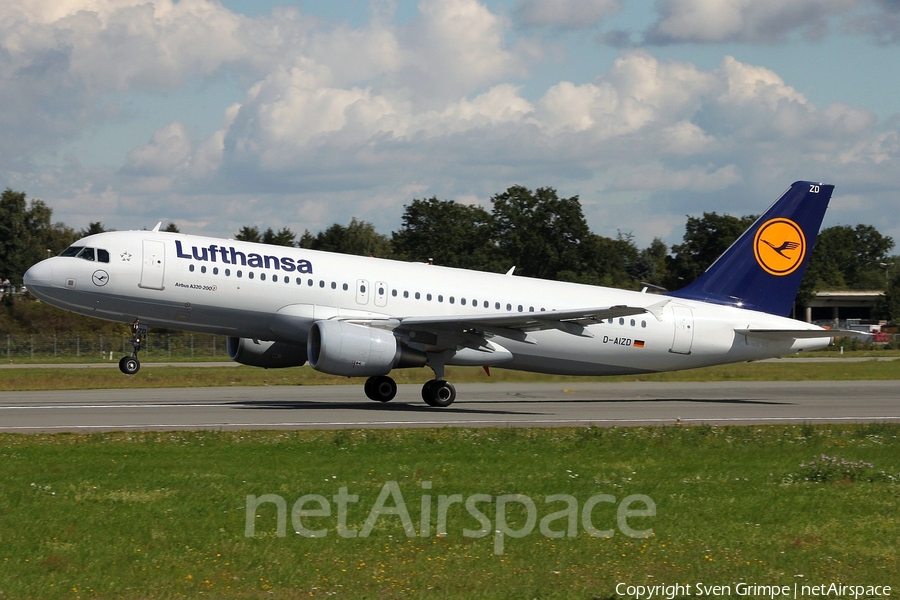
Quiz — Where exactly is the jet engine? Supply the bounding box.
[226,337,307,368]
[307,320,425,377]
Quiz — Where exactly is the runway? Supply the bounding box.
[1,380,898,432]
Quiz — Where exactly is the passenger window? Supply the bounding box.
[213,267,219,275]
[461,298,466,305]
[260,273,266,281]
[272,274,277,282]
[201,266,207,274]
[97,249,110,263]
[248,272,255,280]
[189,264,195,272]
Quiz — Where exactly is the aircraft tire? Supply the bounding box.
[365,375,397,402]
[422,380,455,407]
[119,356,140,375]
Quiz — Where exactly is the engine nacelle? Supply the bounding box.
[307,320,425,377]
[226,337,307,368]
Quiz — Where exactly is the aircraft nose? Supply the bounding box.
[23,260,55,293]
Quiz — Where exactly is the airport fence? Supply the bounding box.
[2,332,897,364]
[3,332,226,363]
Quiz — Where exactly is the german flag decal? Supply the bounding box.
[634,340,645,348]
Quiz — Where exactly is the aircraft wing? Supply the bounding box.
[392,305,649,345]
[734,328,867,340]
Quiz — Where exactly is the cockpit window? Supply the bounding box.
[59,246,109,263]
[77,247,96,261]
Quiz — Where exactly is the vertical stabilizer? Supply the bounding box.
[668,181,833,316]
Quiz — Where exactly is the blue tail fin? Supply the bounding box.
[668,181,833,316]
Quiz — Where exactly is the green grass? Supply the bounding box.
[1,359,900,391]
[1,425,898,598]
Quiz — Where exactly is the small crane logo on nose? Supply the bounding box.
[92,270,109,286]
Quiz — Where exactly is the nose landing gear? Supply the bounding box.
[118,319,147,375]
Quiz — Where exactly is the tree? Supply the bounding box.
[392,197,497,270]
[234,226,261,243]
[262,227,297,247]
[163,222,180,233]
[634,237,670,290]
[301,218,391,257]
[0,189,76,284]
[874,265,900,322]
[491,186,591,280]
[665,212,757,290]
[571,232,640,289]
[78,222,106,238]
[802,225,894,290]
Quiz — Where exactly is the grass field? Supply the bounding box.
[1,358,900,392]
[1,425,898,598]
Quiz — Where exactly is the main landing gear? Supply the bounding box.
[363,359,457,407]
[118,319,147,375]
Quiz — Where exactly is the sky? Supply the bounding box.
[3,0,900,250]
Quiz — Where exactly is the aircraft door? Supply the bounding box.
[356,279,369,305]
[139,240,166,290]
[669,305,694,355]
[374,281,388,307]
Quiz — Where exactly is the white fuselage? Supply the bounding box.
[24,230,829,376]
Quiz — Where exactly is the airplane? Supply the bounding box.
[24,181,847,407]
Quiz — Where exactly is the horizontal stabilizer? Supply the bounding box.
[735,328,867,341]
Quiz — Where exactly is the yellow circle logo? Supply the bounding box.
[753,218,806,276]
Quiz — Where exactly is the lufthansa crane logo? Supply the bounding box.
[753,218,806,276]
[91,270,110,286]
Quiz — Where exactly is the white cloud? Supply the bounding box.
[395,0,526,103]
[3,0,900,248]
[124,122,192,175]
[645,0,861,44]
[515,0,622,29]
